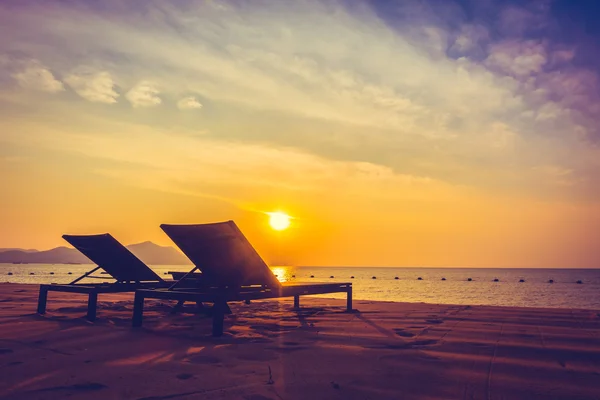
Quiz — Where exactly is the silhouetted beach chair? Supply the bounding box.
[37,234,175,321]
[132,221,352,336]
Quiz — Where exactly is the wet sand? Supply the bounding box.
[1,283,599,399]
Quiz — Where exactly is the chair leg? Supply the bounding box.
[212,301,227,337]
[87,292,98,321]
[37,286,49,314]
[293,295,300,309]
[132,291,145,328]
[346,287,353,312]
[171,300,185,314]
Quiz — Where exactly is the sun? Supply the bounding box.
[268,211,291,231]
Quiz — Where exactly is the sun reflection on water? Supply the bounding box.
[269,266,294,283]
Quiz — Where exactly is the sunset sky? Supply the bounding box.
[1,0,599,268]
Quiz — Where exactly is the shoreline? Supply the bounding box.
[1,283,600,399]
[2,281,600,312]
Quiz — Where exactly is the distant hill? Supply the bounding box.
[127,241,191,265]
[0,248,38,253]
[0,242,192,265]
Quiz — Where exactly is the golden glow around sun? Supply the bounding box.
[268,211,291,231]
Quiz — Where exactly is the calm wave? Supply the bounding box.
[2,264,599,310]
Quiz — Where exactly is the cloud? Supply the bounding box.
[12,60,64,92]
[449,24,489,57]
[125,81,161,108]
[64,69,119,103]
[485,40,548,77]
[177,96,203,110]
[1,0,600,200]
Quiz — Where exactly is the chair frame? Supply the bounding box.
[131,221,353,336]
[132,282,352,336]
[37,233,173,321]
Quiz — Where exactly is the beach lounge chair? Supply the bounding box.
[37,233,175,321]
[132,221,352,336]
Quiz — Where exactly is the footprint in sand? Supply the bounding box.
[243,395,276,400]
[8,361,23,366]
[176,373,194,380]
[237,351,278,361]
[185,355,221,364]
[0,348,14,354]
[34,382,107,393]
[266,345,308,353]
[411,339,438,346]
[393,329,415,338]
[425,319,444,324]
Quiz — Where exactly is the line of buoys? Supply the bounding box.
[8,271,584,284]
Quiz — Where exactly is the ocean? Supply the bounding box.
[2,264,599,310]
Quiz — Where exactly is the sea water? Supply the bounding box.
[2,264,599,310]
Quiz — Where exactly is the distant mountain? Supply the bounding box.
[127,241,191,265]
[0,247,88,264]
[0,248,38,253]
[0,242,192,265]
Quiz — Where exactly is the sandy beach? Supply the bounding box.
[1,283,599,400]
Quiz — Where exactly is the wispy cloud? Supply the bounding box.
[12,60,64,93]
[64,68,119,103]
[177,96,203,110]
[125,81,161,108]
[0,0,599,200]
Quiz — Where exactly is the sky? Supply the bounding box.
[1,0,599,268]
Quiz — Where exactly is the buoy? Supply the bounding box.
[292,275,295,278]
[68,272,73,275]
[548,279,554,283]
[7,272,13,276]
[519,279,525,283]
[163,272,167,275]
[493,278,499,282]
[576,280,583,284]
[330,275,334,278]
[441,277,446,281]
[372,276,376,279]
[467,278,472,281]
[29,272,34,275]
[310,275,314,278]
[394,277,399,280]
[417,277,423,280]
[50,272,54,275]
[350,276,355,279]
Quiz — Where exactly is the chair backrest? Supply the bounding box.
[160,221,281,288]
[63,234,163,283]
